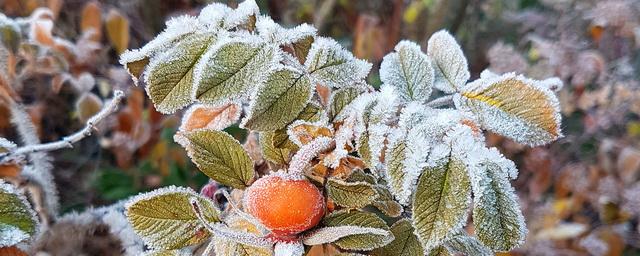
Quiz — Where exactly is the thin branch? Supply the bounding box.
[0,90,125,163]
[426,95,454,108]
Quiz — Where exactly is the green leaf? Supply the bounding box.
[271,102,323,150]
[303,226,391,246]
[194,39,278,105]
[444,234,492,256]
[327,178,378,208]
[472,162,526,251]
[329,86,364,122]
[412,157,471,250]
[145,33,214,113]
[175,130,254,189]
[323,210,393,251]
[358,133,372,169]
[305,37,372,88]
[242,67,313,131]
[125,186,220,250]
[372,185,403,218]
[373,219,423,256]
[259,131,292,165]
[0,180,38,247]
[214,238,272,256]
[0,16,21,53]
[346,169,377,185]
[380,41,434,101]
[385,139,411,205]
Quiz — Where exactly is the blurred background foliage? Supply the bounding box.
[1,0,639,255]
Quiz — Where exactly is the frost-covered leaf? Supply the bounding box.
[142,250,190,256]
[242,67,313,131]
[329,86,364,122]
[125,186,220,250]
[175,130,254,189]
[0,15,21,53]
[259,131,293,165]
[256,17,316,63]
[303,226,390,245]
[327,178,377,208]
[291,35,315,64]
[274,241,304,256]
[380,41,434,102]
[305,37,372,88]
[444,234,492,256]
[223,0,259,31]
[0,138,16,153]
[322,210,393,251]
[213,214,273,256]
[471,160,526,251]
[346,169,377,185]
[373,219,423,256]
[194,37,279,106]
[144,32,214,113]
[179,103,241,132]
[371,185,403,217]
[455,72,562,146]
[0,180,39,247]
[287,121,333,146]
[412,157,471,250]
[120,16,203,83]
[427,30,469,93]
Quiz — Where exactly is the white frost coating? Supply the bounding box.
[455,72,563,146]
[211,223,275,248]
[380,40,434,102]
[198,3,232,28]
[539,77,564,92]
[427,30,470,93]
[0,180,39,247]
[399,127,432,205]
[0,137,16,150]
[191,32,281,106]
[119,16,203,84]
[305,37,372,88]
[274,241,304,256]
[125,185,198,210]
[256,16,317,45]
[288,137,334,177]
[223,0,259,30]
[302,226,391,245]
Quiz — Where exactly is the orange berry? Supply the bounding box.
[243,174,325,238]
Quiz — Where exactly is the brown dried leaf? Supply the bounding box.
[105,9,129,54]
[80,2,102,42]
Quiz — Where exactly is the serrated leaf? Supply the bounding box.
[329,86,364,122]
[175,130,254,189]
[380,41,434,102]
[444,234,492,256]
[119,16,202,83]
[323,210,393,251]
[242,67,313,131]
[179,103,241,132]
[215,239,272,256]
[194,39,278,106]
[385,139,410,205]
[455,72,562,146]
[0,181,38,247]
[259,131,292,165]
[412,157,471,250]
[303,226,390,246]
[271,102,324,150]
[427,30,469,93]
[145,33,215,113]
[292,35,314,63]
[358,132,372,168]
[327,178,377,208]
[373,219,423,256]
[305,37,372,88]
[347,169,377,185]
[372,185,403,218]
[472,162,526,251]
[125,187,220,250]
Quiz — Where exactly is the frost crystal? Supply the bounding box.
[305,37,372,88]
[274,241,304,256]
[427,30,470,93]
[380,40,434,102]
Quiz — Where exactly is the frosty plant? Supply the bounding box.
[119,1,563,255]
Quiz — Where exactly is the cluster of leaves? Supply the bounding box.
[120,1,564,255]
[483,0,640,254]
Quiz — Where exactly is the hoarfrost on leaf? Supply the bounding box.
[455,72,563,146]
[303,226,391,245]
[0,180,39,247]
[274,241,304,256]
[179,103,241,132]
[322,210,394,251]
[326,178,378,208]
[373,219,424,256]
[124,186,220,250]
[427,30,470,93]
[305,37,372,88]
[380,40,434,102]
[144,32,215,113]
[194,36,280,106]
[443,234,493,256]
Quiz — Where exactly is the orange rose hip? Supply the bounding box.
[243,174,325,238]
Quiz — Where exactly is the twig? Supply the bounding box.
[0,90,125,162]
[426,95,454,108]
